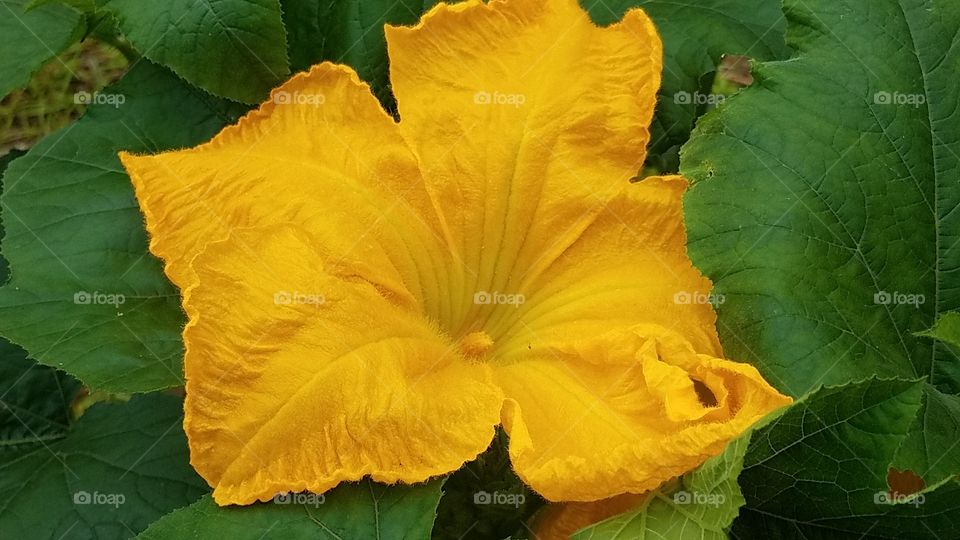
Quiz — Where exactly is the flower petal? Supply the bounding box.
[497,325,789,502]
[120,63,452,316]
[490,177,790,501]
[385,0,662,333]
[182,226,503,505]
[489,176,718,349]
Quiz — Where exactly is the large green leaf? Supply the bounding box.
[0,346,79,450]
[734,378,960,539]
[585,0,789,167]
[136,479,444,539]
[100,0,289,103]
[891,385,960,489]
[0,151,81,452]
[903,313,960,482]
[572,433,749,539]
[683,0,959,397]
[682,0,960,492]
[279,0,439,109]
[0,0,84,98]
[0,62,243,393]
[0,394,207,538]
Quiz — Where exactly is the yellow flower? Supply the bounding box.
[119,0,790,506]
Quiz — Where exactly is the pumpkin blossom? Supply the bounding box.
[118,0,790,507]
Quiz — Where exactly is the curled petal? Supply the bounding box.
[493,176,790,501]
[498,324,790,501]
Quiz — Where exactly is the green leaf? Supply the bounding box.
[917,312,960,349]
[892,384,960,488]
[682,0,960,532]
[0,394,207,538]
[0,347,80,450]
[0,62,244,393]
[136,479,444,539]
[279,0,439,109]
[0,0,84,98]
[572,434,750,540]
[734,378,960,538]
[0,151,82,452]
[100,0,289,103]
[681,0,960,495]
[585,0,789,168]
[682,0,960,397]
[899,313,960,481]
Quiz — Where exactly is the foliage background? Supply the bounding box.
[1,0,958,538]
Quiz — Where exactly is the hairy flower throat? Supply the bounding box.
[459,331,495,360]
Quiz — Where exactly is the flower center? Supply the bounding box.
[459,331,494,360]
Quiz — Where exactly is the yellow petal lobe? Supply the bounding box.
[385,0,663,333]
[183,226,503,505]
[120,63,451,317]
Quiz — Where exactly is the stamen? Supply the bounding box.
[459,331,494,359]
